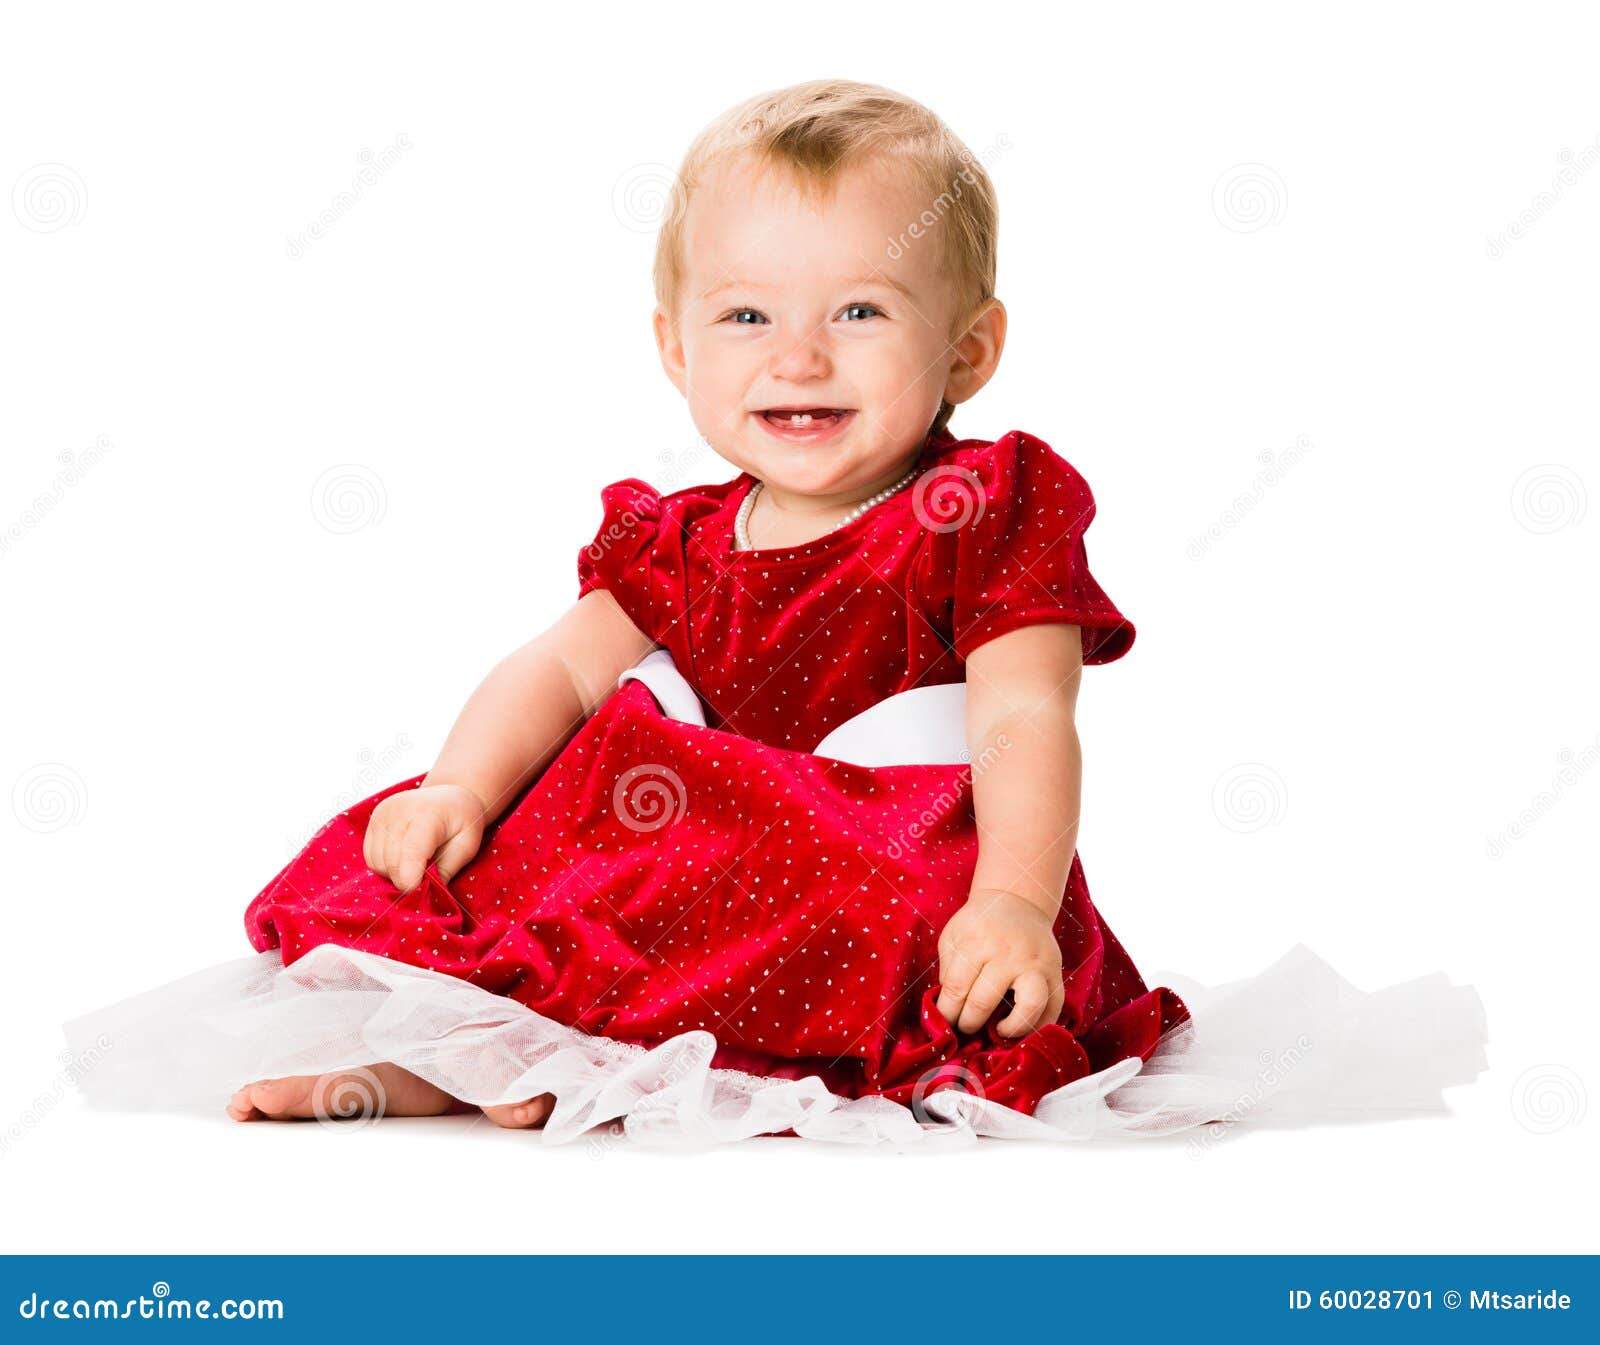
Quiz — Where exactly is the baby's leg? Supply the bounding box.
[225,1063,554,1129]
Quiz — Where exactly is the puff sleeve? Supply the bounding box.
[916,432,1136,665]
[576,478,665,644]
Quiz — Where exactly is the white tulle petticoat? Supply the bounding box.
[60,653,1489,1149]
[61,941,1488,1151]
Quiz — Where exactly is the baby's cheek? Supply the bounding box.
[685,381,741,446]
[866,351,944,430]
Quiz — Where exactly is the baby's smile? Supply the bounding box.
[654,150,983,510]
[752,405,857,445]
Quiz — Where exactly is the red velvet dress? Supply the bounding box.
[244,428,1190,1118]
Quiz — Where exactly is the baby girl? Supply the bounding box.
[225,79,1188,1130]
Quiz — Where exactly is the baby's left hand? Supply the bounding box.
[935,889,1066,1037]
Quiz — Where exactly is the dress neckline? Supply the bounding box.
[723,430,955,565]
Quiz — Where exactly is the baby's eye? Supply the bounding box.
[838,303,883,322]
[722,308,769,325]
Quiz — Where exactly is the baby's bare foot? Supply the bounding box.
[480,1095,556,1129]
[226,1062,475,1122]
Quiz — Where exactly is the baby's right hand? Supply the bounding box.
[362,783,487,893]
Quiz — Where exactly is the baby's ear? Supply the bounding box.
[944,298,1007,407]
[652,307,688,397]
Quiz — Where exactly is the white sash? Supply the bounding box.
[617,648,968,767]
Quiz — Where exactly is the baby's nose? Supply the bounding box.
[769,333,832,381]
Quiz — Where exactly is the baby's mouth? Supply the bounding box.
[755,406,856,440]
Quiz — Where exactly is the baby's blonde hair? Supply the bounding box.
[653,79,999,436]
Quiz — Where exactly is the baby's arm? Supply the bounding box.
[934,622,1084,1038]
[363,590,654,893]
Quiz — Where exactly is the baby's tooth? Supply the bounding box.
[791,413,812,426]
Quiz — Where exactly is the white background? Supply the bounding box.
[2,0,1594,1254]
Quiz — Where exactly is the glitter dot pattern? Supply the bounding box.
[244,429,1189,1116]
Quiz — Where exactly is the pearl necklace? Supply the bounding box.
[734,465,921,552]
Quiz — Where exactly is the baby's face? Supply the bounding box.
[656,153,986,500]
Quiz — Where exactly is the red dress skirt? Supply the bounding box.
[244,676,1188,1116]
[244,428,1192,1118]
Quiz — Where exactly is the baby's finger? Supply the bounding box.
[956,964,1010,1035]
[1045,971,1066,1030]
[433,827,480,887]
[392,813,444,894]
[934,947,983,1027]
[995,970,1053,1038]
[379,810,411,889]
[361,812,385,876]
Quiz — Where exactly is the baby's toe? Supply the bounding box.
[482,1095,554,1129]
[227,1077,314,1121]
